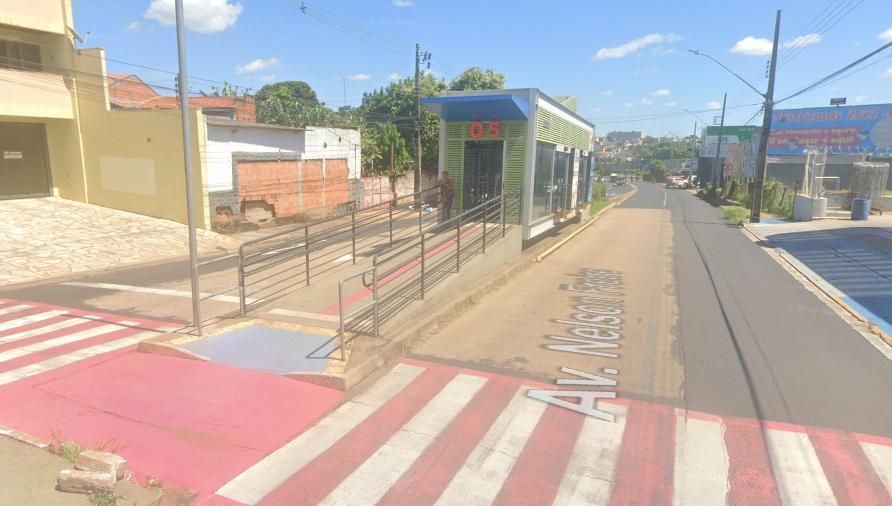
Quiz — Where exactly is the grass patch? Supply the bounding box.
[88,491,118,506]
[589,199,611,216]
[721,206,749,226]
[50,430,85,463]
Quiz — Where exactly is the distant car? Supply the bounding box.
[665,177,689,189]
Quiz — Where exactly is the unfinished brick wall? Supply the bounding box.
[238,159,298,219]
[236,157,351,222]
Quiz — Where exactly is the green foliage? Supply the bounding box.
[255,81,343,127]
[721,206,749,226]
[649,160,667,181]
[364,123,411,175]
[448,67,506,91]
[203,81,250,97]
[88,491,118,506]
[589,199,611,216]
[759,179,794,219]
[592,182,608,200]
[631,140,694,162]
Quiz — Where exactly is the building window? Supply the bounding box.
[0,40,42,72]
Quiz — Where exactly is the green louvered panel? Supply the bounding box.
[445,122,466,212]
[536,107,590,150]
[444,120,527,214]
[503,121,526,223]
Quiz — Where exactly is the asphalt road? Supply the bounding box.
[631,182,892,436]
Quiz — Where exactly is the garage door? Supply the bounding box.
[0,123,50,199]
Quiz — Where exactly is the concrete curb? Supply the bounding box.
[742,225,892,353]
[0,426,52,450]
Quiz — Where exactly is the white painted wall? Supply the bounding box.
[205,123,305,192]
[304,126,361,180]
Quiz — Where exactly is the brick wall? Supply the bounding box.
[238,159,299,219]
[236,157,351,222]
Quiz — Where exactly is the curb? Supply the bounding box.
[0,426,52,451]
[742,225,892,353]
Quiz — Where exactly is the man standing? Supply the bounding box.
[438,171,455,222]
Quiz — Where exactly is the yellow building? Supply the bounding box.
[0,0,210,228]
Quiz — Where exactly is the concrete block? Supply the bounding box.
[57,468,115,494]
[75,450,127,480]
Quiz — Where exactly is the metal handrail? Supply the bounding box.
[337,191,521,339]
[337,265,378,360]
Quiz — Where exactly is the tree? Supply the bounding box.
[363,123,410,175]
[358,74,447,176]
[648,160,667,181]
[255,81,336,127]
[448,67,505,91]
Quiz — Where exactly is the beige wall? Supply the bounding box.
[70,48,210,229]
[0,0,68,35]
[0,69,74,119]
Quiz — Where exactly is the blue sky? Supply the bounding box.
[75,0,892,136]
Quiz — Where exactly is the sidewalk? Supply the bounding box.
[747,216,892,342]
[0,198,240,288]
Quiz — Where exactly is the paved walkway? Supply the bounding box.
[0,198,240,287]
[748,216,892,338]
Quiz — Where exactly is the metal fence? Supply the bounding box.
[189,188,441,332]
[336,191,522,356]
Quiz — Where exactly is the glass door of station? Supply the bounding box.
[551,150,570,213]
[533,141,555,220]
[462,140,503,209]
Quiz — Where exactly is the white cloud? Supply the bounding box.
[651,88,671,96]
[393,0,414,6]
[640,98,654,105]
[346,73,372,81]
[592,33,681,61]
[784,33,822,49]
[879,28,892,43]
[235,57,280,74]
[883,67,892,79]
[126,21,141,32]
[706,100,722,109]
[145,0,243,34]
[729,36,772,56]
[624,102,636,107]
[853,95,868,103]
[388,73,403,80]
[600,90,613,96]
[665,101,678,107]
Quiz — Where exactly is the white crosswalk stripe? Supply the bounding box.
[0,305,38,324]
[321,373,487,505]
[214,361,892,506]
[0,323,125,364]
[553,403,628,505]
[766,428,838,505]
[216,363,425,505]
[0,312,79,343]
[434,386,547,506]
[0,331,158,386]
[673,415,730,505]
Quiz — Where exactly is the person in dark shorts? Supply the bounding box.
[438,171,455,222]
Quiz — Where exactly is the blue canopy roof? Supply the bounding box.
[421,94,530,121]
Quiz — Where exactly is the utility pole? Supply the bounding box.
[712,93,727,192]
[414,43,422,195]
[750,10,781,223]
[174,0,201,334]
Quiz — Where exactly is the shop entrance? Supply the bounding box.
[462,140,503,209]
[0,123,50,199]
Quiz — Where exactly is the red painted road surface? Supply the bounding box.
[0,299,343,497]
[209,357,892,506]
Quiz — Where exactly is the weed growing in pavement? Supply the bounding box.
[146,478,164,491]
[94,438,125,455]
[88,491,118,506]
[721,206,749,226]
[50,430,85,463]
[399,342,413,355]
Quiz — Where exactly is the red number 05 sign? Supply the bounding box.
[468,120,502,140]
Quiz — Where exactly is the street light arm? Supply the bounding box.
[688,49,767,100]
[681,108,709,126]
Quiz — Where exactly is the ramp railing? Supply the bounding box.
[336,190,521,351]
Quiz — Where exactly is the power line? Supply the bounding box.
[776,39,892,104]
